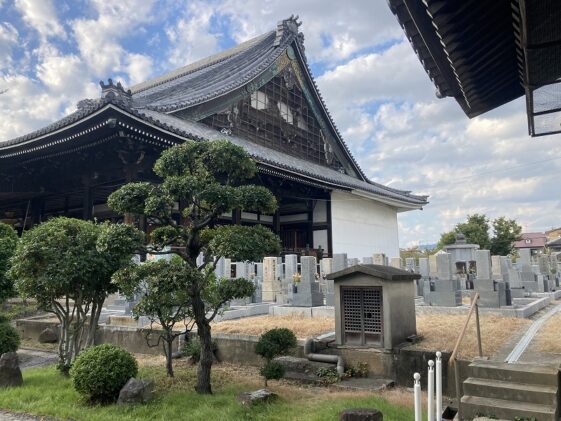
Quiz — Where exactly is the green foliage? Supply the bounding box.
[70,344,138,403]
[255,328,297,361]
[0,222,18,302]
[107,140,282,393]
[260,361,285,382]
[344,362,369,378]
[0,365,417,421]
[436,231,457,250]
[491,217,522,256]
[0,323,20,355]
[203,225,281,262]
[437,214,522,255]
[315,367,340,385]
[181,337,217,363]
[9,218,143,370]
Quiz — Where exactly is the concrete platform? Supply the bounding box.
[268,305,334,318]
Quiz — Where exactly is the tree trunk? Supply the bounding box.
[192,293,213,394]
[165,338,174,378]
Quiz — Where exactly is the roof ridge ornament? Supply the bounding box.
[274,15,304,50]
[99,78,132,107]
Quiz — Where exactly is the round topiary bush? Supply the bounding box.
[70,344,138,403]
[0,323,20,355]
[255,328,297,361]
[260,360,285,385]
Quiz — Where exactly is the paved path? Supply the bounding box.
[504,303,561,363]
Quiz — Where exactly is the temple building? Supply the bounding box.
[0,17,427,258]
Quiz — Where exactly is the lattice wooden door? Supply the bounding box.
[341,287,383,346]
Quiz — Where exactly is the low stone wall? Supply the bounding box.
[15,317,469,397]
[269,305,334,318]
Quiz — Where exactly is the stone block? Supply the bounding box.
[117,378,153,405]
[262,257,280,302]
[38,327,58,343]
[339,408,383,421]
[418,258,429,277]
[320,258,333,276]
[372,253,386,265]
[348,258,360,267]
[405,257,415,272]
[429,254,438,276]
[284,254,298,280]
[436,253,453,280]
[390,257,402,269]
[238,389,277,406]
[362,257,374,265]
[0,352,23,388]
[475,250,492,280]
[332,254,348,272]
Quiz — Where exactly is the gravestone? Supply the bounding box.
[390,257,402,269]
[423,253,461,306]
[372,253,386,266]
[256,262,263,280]
[348,258,360,267]
[518,249,532,272]
[290,256,323,307]
[320,258,333,277]
[429,254,438,277]
[215,257,226,278]
[491,255,502,279]
[405,257,415,272]
[262,257,280,302]
[475,250,492,280]
[284,254,299,280]
[224,258,232,278]
[418,258,430,277]
[362,256,374,265]
[326,253,349,306]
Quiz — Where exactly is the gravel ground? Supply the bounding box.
[0,410,57,421]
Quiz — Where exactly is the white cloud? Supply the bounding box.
[0,22,19,70]
[15,0,66,40]
[165,1,221,67]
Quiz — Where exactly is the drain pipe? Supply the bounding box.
[304,338,344,375]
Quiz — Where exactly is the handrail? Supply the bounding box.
[449,292,482,364]
[449,292,483,420]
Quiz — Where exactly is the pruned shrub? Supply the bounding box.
[70,344,138,403]
[0,323,20,355]
[260,361,285,385]
[255,328,297,361]
[255,328,296,386]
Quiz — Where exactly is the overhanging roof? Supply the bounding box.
[389,0,561,136]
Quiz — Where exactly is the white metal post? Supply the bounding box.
[436,352,442,421]
[428,360,435,421]
[414,372,422,421]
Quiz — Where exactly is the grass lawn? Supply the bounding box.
[0,358,416,421]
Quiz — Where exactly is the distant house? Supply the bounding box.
[547,237,561,252]
[514,233,547,255]
[546,227,561,243]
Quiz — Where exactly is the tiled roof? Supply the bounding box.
[137,109,427,207]
[514,232,547,248]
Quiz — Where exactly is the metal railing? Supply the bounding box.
[449,292,483,420]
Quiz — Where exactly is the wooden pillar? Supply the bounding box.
[307,200,314,249]
[31,197,43,226]
[273,209,280,234]
[82,185,93,220]
[232,208,242,225]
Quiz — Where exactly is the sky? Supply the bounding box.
[1,0,560,247]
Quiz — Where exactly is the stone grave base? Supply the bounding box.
[269,305,334,318]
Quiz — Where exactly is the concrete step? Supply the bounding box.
[468,361,560,386]
[461,395,557,421]
[463,377,558,406]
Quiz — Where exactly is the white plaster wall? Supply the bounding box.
[330,190,399,258]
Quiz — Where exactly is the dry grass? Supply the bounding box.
[136,354,423,411]
[533,312,561,353]
[414,313,530,359]
[211,314,334,338]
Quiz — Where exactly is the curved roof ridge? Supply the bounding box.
[130,31,273,95]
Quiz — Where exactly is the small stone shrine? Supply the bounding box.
[327,264,419,349]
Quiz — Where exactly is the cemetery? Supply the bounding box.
[1,1,561,420]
